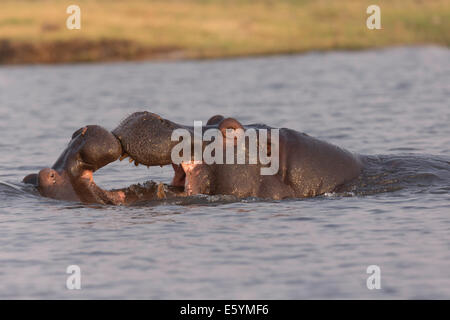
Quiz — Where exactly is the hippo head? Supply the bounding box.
[111,111,240,194]
[23,125,126,204]
[111,111,267,197]
[22,111,257,204]
[23,120,188,205]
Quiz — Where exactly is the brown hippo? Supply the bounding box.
[23,111,362,204]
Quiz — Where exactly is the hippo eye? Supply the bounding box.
[49,172,56,183]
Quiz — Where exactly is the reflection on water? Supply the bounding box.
[0,46,449,299]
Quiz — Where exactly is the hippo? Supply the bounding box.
[23,111,363,205]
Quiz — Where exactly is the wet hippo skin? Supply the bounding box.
[23,111,362,204]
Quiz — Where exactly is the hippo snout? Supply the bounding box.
[23,173,38,186]
[23,168,80,201]
[23,125,124,203]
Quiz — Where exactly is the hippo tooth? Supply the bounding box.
[156,183,166,199]
[119,153,128,161]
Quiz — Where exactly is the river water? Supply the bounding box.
[0,46,449,299]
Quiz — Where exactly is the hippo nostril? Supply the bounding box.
[49,172,55,179]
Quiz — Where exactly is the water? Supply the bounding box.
[0,46,449,299]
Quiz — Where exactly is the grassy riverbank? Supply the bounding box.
[0,0,449,64]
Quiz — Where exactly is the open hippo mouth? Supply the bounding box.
[117,148,202,199]
[22,111,242,204]
[115,151,192,187]
[111,111,210,198]
[115,150,189,190]
[23,123,188,205]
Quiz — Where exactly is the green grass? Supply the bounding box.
[0,0,448,63]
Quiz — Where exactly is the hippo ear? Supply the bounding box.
[218,118,244,139]
[206,115,225,126]
[71,126,88,139]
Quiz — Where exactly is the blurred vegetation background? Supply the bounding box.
[0,0,448,64]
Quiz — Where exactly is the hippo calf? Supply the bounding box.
[23,111,362,204]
